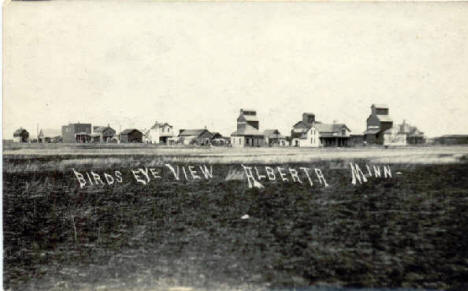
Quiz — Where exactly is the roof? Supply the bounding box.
[263,129,279,135]
[364,129,381,135]
[376,115,393,122]
[93,126,115,133]
[231,127,264,136]
[13,128,28,136]
[120,128,142,135]
[240,109,257,114]
[179,129,209,137]
[372,104,389,109]
[239,114,259,122]
[263,129,285,138]
[315,123,351,133]
[293,120,312,129]
[150,121,173,130]
[39,129,61,137]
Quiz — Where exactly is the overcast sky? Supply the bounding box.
[3,1,468,138]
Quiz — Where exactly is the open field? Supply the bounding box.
[3,144,468,165]
[3,146,468,290]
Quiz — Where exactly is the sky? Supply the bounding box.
[3,1,468,139]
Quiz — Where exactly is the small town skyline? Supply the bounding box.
[7,104,430,141]
[4,2,468,139]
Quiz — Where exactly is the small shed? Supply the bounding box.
[119,129,143,143]
[13,128,29,143]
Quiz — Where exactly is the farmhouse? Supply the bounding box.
[316,123,351,147]
[119,129,143,143]
[91,125,116,143]
[364,104,393,145]
[231,109,265,147]
[291,113,320,147]
[62,123,92,143]
[38,129,61,143]
[146,121,174,144]
[291,113,351,147]
[178,129,212,145]
[13,128,29,143]
[264,129,287,147]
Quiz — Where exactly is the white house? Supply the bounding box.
[291,123,321,147]
[145,121,174,144]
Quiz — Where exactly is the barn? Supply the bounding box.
[119,129,143,143]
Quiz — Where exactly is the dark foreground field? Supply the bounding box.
[3,155,468,290]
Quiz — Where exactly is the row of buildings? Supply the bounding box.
[12,104,431,147]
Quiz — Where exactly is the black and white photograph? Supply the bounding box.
[2,0,468,290]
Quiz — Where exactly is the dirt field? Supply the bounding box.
[3,146,468,290]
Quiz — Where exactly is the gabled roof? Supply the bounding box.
[150,121,173,130]
[315,123,350,133]
[120,128,142,135]
[293,120,312,129]
[179,129,209,137]
[93,126,115,133]
[231,127,264,137]
[364,129,381,135]
[263,129,285,138]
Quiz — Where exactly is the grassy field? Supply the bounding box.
[3,146,468,290]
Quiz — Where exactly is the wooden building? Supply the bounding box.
[210,132,230,146]
[291,113,351,147]
[119,129,143,143]
[62,123,92,143]
[146,121,174,144]
[364,104,393,145]
[91,125,116,143]
[178,129,212,145]
[316,123,351,147]
[13,128,29,143]
[264,129,287,147]
[230,109,265,147]
[291,113,320,147]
